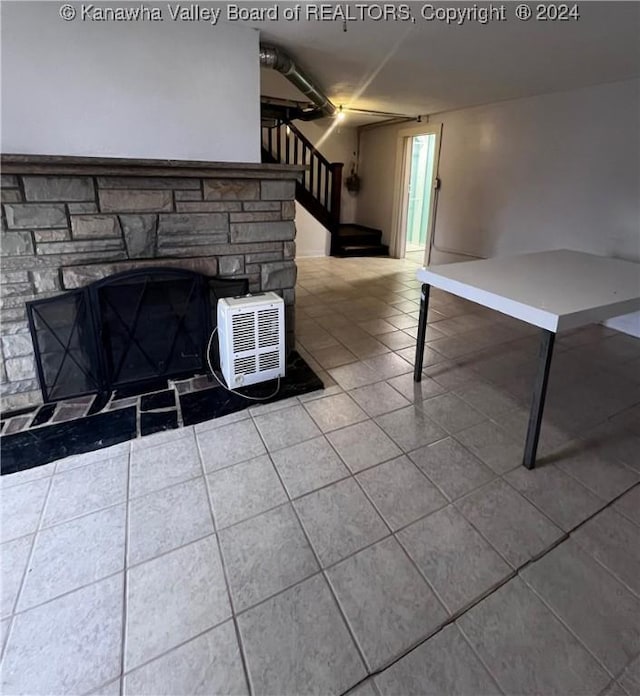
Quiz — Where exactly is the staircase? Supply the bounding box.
[333,224,389,257]
[261,121,388,257]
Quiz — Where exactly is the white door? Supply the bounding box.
[392,124,442,263]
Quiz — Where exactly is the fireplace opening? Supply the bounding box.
[27,269,248,403]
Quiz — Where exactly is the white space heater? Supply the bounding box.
[217,292,285,388]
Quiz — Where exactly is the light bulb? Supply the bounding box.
[336,106,346,122]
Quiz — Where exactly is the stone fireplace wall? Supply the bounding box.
[0,156,303,411]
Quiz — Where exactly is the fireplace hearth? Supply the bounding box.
[0,350,323,474]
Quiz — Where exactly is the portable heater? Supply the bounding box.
[217,292,285,388]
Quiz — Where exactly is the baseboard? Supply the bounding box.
[297,250,328,258]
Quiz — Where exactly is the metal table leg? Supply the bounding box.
[413,283,431,382]
[523,329,556,469]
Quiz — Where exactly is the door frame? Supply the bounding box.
[390,123,442,263]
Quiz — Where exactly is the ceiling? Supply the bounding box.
[256,1,640,123]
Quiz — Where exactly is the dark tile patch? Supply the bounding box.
[87,392,111,416]
[174,380,192,395]
[65,394,96,407]
[113,378,168,400]
[0,405,37,422]
[4,415,33,435]
[180,351,323,427]
[285,351,326,391]
[1,407,137,475]
[140,409,179,437]
[30,403,57,427]
[174,374,213,394]
[51,404,89,423]
[0,352,322,476]
[108,396,138,411]
[191,375,214,392]
[140,389,176,411]
[180,385,249,427]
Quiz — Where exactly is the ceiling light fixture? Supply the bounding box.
[336,106,346,122]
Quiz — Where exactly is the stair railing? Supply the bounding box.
[261,121,343,239]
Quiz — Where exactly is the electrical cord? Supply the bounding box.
[206,327,281,402]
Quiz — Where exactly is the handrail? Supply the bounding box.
[261,121,342,237]
[286,121,333,169]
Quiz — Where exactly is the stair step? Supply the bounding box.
[337,227,382,247]
[337,224,383,243]
[336,244,390,258]
[337,224,383,236]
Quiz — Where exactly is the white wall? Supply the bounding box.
[432,79,640,263]
[358,79,640,335]
[295,202,331,257]
[1,2,260,162]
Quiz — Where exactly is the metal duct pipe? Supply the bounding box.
[260,44,336,118]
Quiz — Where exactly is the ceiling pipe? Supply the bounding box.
[358,117,417,132]
[259,44,336,120]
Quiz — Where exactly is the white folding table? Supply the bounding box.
[413,250,640,468]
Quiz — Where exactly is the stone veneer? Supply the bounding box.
[0,155,304,411]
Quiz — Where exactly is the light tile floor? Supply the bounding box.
[2,255,640,695]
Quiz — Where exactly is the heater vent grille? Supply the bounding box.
[234,355,257,375]
[258,308,280,348]
[218,292,285,388]
[259,351,280,372]
[231,313,255,352]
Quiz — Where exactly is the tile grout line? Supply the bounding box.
[194,423,254,696]
[127,528,217,572]
[11,497,124,543]
[450,476,568,571]
[565,483,640,601]
[345,536,553,693]
[405,443,496,505]
[4,567,126,623]
[454,618,510,696]
[521,574,620,682]
[101,617,241,689]
[545,451,640,501]
[127,469,203,504]
[498,465,617,529]
[250,401,512,683]
[514,477,640,679]
[0,473,55,662]
[248,406,372,681]
[30,463,131,535]
[10,472,579,633]
[609,651,640,688]
[611,500,640,530]
[118,445,132,695]
[346,479,640,694]
[0,615,14,665]
[394,517,515,615]
[0,464,56,492]
[141,404,438,536]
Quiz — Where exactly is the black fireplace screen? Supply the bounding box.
[28,290,102,402]
[27,269,248,403]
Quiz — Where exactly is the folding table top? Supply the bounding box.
[417,249,640,332]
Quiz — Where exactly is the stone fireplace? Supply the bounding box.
[1,155,304,412]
